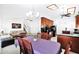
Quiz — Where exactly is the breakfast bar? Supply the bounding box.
[57,34,79,53]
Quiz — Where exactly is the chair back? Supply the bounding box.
[41,32,50,40]
[18,38,25,54]
[22,38,34,54]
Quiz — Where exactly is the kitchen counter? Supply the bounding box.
[57,34,79,37]
[57,34,79,53]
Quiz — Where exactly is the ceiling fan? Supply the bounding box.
[61,13,71,18]
[61,7,76,18]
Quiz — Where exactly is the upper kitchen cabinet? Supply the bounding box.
[41,17,53,28]
[76,15,79,28]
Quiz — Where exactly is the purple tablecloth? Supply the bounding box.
[26,36,34,42]
[31,39,61,54]
[16,36,61,54]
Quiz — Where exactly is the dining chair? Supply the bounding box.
[41,32,50,40]
[22,38,34,54]
[18,38,25,54]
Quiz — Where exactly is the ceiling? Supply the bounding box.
[0,0,79,4]
[0,4,79,20]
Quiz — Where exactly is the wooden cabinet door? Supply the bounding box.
[76,15,79,28]
[57,35,70,49]
[71,37,79,53]
[41,17,53,27]
[57,35,79,53]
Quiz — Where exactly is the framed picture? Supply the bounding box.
[12,23,21,29]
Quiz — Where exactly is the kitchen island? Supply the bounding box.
[57,34,79,53]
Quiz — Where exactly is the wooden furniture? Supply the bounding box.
[41,32,50,40]
[18,38,34,54]
[22,38,34,54]
[18,38,25,54]
[57,34,79,53]
[37,33,41,39]
[41,17,53,27]
[76,15,79,28]
[41,17,56,38]
[37,32,52,40]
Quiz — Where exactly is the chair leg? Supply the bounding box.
[64,44,71,54]
[20,49,22,54]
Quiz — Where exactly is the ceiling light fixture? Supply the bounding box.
[26,10,40,21]
[47,4,58,10]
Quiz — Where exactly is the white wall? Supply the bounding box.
[0,4,42,34]
[55,17,75,34]
[0,5,3,32]
[0,4,78,34]
[0,18,1,32]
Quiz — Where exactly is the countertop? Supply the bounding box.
[57,34,79,37]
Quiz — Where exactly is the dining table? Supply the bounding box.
[26,36,61,54]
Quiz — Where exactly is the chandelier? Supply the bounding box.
[26,10,40,21]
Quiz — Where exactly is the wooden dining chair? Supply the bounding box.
[18,38,25,54]
[22,38,34,54]
[41,32,50,40]
[64,41,72,54]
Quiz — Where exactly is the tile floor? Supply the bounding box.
[0,44,20,54]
